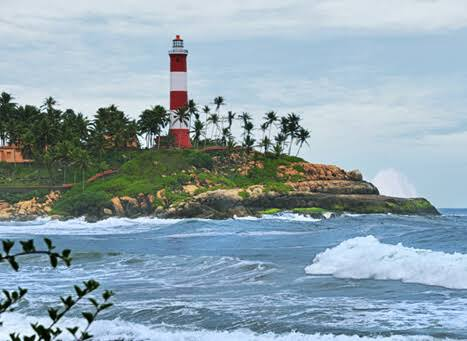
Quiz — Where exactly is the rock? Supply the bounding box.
[103,208,113,216]
[0,210,12,220]
[111,197,124,216]
[147,194,156,205]
[162,188,439,219]
[348,169,363,181]
[287,180,379,195]
[119,196,140,217]
[183,184,198,195]
[156,189,166,201]
[246,185,264,198]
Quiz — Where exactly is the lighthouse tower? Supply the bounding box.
[168,35,191,148]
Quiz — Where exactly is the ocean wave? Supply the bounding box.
[0,213,322,236]
[0,313,449,341]
[305,236,467,289]
[0,216,183,236]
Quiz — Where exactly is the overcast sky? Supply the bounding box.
[1,0,466,207]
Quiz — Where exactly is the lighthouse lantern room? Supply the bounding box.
[169,35,192,148]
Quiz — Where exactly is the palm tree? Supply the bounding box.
[138,105,168,148]
[260,122,268,139]
[239,112,252,126]
[286,113,301,155]
[54,141,74,183]
[274,133,287,156]
[41,96,57,112]
[263,111,278,140]
[0,92,17,146]
[71,147,91,192]
[202,105,210,147]
[172,107,191,147]
[191,119,205,148]
[213,96,225,112]
[243,120,254,137]
[227,111,236,129]
[295,127,311,156]
[187,99,199,125]
[220,127,232,146]
[243,135,256,153]
[260,136,272,154]
[207,113,220,139]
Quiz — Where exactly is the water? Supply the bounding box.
[0,210,466,340]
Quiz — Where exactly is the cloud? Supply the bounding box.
[2,0,467,43]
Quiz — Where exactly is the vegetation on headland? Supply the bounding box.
[0,91,439,219]
[0,92,310,184]
[52,149,304,217]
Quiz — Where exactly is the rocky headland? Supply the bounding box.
[0,151,439,221]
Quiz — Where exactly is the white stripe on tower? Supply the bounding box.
[170,72,188,92]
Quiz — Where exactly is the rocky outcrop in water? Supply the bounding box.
[160,189,438,219]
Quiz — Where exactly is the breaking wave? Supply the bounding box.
[0,313,449,341]
[305,236,467,289]
[372,169,417,198]
[0,216,183,236]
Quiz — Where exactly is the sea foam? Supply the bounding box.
[0,313,448,341]
[305,236,467,289]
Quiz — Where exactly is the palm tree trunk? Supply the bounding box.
[82,167,85,192]
[288,137,294,155]
[296,143,303,156]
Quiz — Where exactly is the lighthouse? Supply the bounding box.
[168,35,192,148]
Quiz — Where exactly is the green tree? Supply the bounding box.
[274,133,287,156]
[201,105,211,147]
[227,111,236,129]
[172,106,191,148]
[0,92,17,146]
[263,111,278,140]
[90,105,135,151]
[286,113,301,155]
[71,147,91,191]
[187,99,199,121]
[260,136,272,154]
[295,127,311,156]
[213,96,225,112]
[138,105,168,148]
[191,119,205,148]
[207,113,220,139]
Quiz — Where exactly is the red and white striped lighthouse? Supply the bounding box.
[168,35,192,148]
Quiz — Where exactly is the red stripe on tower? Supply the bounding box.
[169,35,192,148]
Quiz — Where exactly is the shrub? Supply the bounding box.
[53,191,111,217]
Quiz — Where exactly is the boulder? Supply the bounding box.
[183,184,199,195]
[348,169,363,181]
[111,197,124,216]
[103,208,113,216]
[119,196,140,217]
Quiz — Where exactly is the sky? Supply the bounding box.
[1,0,466,207]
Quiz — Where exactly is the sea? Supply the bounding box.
[0,209,466,340]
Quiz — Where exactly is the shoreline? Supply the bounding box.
[0,190,440,223]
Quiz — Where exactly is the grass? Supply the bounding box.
[52,149,303,216]
[292,207,328,214]
[258,208,282,215]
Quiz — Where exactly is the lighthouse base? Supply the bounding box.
[169,128,192,148]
